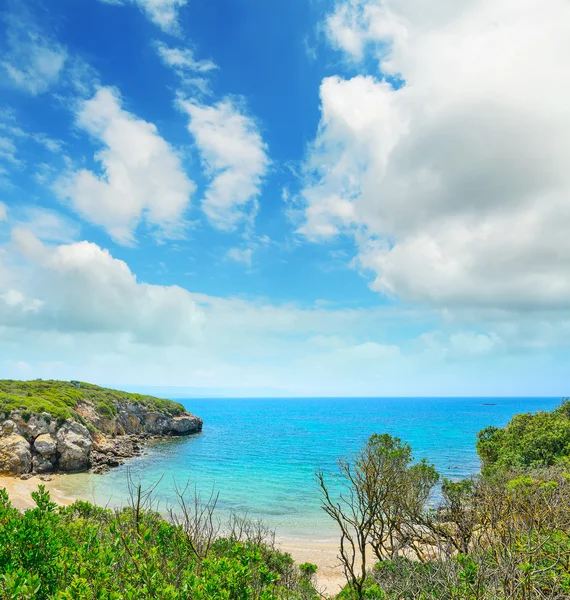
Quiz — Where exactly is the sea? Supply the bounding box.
[59,397,560,541]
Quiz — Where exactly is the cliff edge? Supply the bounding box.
[0,380,202,476]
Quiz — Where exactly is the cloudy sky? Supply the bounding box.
[1,0,569,396]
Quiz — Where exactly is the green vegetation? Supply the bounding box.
[0,380,186,426]
[477,399,570,473]
[2,400,570,599]
[319,400,570,599]
[0,486,320,600]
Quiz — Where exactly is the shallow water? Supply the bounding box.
[59,397,559,540]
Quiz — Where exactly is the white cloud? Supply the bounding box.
[155,41,217,94]
[1,11,67,95]
[1,226,569,394]
[156,41,217,74]
[56,86,195,244]
[419,330,501,359]
[0,289,43,313]
[226,247,253,267]
[300,0,570,312]
[32,134,63,154]
[179,98,269,230]
[0,202,6,221]
[13,207,79,244]
[4,229,204,345]
[99,0,187,32]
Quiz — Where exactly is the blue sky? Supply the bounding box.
[1,0,569,396]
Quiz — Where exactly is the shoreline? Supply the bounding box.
[0,473,347,596]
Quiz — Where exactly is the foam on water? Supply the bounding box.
[59,397,559,540]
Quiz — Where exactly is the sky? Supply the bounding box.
[0,0,569,397]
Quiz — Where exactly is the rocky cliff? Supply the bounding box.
[0,380,202,476]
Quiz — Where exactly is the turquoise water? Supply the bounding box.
[67,397,560,540]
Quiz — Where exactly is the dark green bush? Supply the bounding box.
[476,399,570,473]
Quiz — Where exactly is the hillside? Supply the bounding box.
[0,380,202,476]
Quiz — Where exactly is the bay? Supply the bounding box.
[61,396,560,540]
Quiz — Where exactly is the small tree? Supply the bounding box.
[317,434,439,599]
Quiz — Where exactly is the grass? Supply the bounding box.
[0,380,186,428]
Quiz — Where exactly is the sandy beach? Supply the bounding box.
[0,474,347,596]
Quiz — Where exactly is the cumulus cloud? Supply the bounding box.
[1,226,569,394]
[1,10,67,95]
[300,0,570,311]
[3,229,204,345]
[98,0,187,32]
[56,86,195,244]
[0,202,7,222]
[179,98,270,230]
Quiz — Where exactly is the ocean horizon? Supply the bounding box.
[59,396,561,541]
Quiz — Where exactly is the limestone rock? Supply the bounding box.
[1,386,202,476]
[0,434,32,474]
[34,433,57,458]
[25,414,53,438]
[168,415,203,435]
[0,420,18,437]
[32,456,54,474]
[56,421,93,472]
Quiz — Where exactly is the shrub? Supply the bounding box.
[0,485,320,600]
[476,399,570,473]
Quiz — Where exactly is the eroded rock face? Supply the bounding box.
[0,412,56,441]
[168,415,203,435]
[0,397,202,476]
[25,414,56,439]
[0,434,32,474]
[108,403,203,436]
[56,421,93,472]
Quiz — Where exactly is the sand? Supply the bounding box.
[278,538,347,596]
[0,474,80,510]
[0,474,348,596]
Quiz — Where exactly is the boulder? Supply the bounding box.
[34,433,57,458]
[168,415,203,435]
[32,456,54,474]
[25,413,55,438]
[56,421,93,472]
[0,434,32,474]
[0,420,18,437]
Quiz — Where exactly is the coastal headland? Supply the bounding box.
[0,379,203,477]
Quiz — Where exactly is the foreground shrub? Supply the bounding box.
[0,486,320,600]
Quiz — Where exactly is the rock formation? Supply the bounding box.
[0,381,203,476]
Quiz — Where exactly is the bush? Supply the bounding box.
[476,399,570,473]
[0,485,321,600]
